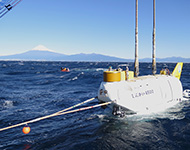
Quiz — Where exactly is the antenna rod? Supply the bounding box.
[134,0,139,77]
[152,0,156,75]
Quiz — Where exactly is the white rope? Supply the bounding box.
[0,97,112,132]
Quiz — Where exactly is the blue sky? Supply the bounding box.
[0,0,189,59]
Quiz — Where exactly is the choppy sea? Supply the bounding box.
[0,61,190,150]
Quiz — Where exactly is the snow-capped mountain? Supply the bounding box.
[0,45,189,62]
[32,45,54,52]
[0,45,128,62]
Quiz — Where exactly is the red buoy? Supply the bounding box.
[22,124,31,134]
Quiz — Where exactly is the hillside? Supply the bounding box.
[0,49,129,62]
[0,45,189,62]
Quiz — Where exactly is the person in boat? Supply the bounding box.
[116,67,122,71]
[160,65,170,75]
[108,66,112,71]
[166,68,170,75]
[126,66,129,80]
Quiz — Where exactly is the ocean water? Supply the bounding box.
[0,61,190,150]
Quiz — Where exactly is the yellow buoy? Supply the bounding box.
[22,124,31,134]
[103,71,121,82]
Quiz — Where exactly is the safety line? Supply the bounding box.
[55,97,97,115]
[58,101,113,116]
[0,97,112,132]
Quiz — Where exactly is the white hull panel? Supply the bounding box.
[98,75,183,114]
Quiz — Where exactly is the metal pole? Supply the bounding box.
[152,0,156,75]
[134,0,139,77]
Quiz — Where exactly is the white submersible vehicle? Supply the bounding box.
[98,0,184,116]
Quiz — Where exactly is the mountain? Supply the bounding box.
[32,45,54,51]
[0,45,129,62]
[0,50,67,60]
[0,45,189,62]
[0,45,68,61]
[63,53,130,62]
[140,57,190,63]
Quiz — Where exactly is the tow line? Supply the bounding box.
[0,97,113,134]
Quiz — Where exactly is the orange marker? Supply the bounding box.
[22,124,31,134]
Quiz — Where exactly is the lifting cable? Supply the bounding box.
[0,0,23,18]
[0,97,113,132]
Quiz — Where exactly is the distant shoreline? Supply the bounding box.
[0,59,189,63]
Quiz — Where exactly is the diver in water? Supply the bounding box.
[61,67,70,72]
